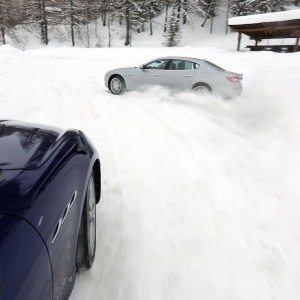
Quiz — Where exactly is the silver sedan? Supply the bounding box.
[105,56,243,98]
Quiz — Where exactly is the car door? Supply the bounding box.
[162,59,196,90]
[0,214,53,300]
[134,59,169,89]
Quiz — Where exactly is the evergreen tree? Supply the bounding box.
[198,0,220,18]
[254,0,271,13]
[0,0,297,48]
[270,0,288,11]
[230,0,255,16]
[199,0,221,31]
[164,10,181,47]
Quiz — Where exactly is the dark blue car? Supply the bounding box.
[0,120,101,300]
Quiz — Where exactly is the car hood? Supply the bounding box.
[106,67,134,75]
[0,120,66,170]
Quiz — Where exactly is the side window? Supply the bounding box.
[144,59,168,70]
[168,60,195,70]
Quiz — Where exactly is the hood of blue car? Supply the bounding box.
[0,120,66,170]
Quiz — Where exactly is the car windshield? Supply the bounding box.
[205,61,225,71]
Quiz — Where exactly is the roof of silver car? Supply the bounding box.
[158,56,205,62]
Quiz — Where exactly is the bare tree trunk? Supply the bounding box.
[70,0,75,46]
[1,27,5,45]
[149,17,153,35]
[39,0,48,45]
[164,2,169,32]
[42,0,48,45]
[108,12,111,47]
[210,16,213,34]
[95,18,100,47]
[201,0,214,28]
[149,3,153,36]
[177,0,181,22]
[225,0,231,35]
[183,0,187,24]
[124,4,130,46]
[0,2,5,45]
[102,13,106,26]
[86,0,90,48]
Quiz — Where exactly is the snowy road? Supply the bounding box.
[1,45,300,300]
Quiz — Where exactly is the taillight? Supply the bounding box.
[226,76,239,82]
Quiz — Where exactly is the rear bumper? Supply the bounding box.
[220,83,243,99]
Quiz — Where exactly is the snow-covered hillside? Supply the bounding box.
[1,45,300,299]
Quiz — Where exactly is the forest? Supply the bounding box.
[0,0,299,47]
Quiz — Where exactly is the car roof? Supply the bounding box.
[156,56,205,63]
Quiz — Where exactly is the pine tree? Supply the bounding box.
[198,0,220,19]
[230,0,255,16]
[254,0,271,13]
[270,0,288,12]
[143,0,162,35]
[199,0,221,32]
[163,0,171,32]
[164,10,181,47]
[0,0,297,48]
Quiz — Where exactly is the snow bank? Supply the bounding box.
[0,46,300,300]
[229,9,300,25]
[0,44,20,55]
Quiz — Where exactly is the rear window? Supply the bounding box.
[205,61,225,71]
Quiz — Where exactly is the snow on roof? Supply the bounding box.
[228,9,300,26]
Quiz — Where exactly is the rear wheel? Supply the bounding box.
[192,83,212,95]
[110,75,126,95]
[76,174,97,272]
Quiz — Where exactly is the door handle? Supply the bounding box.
[154,74,161,76]
[185,75,193,77]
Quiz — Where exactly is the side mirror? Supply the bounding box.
[140,65,146,70]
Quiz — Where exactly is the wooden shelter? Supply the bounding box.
[228,10,300,53]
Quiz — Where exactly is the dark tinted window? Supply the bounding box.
[168,60,194,70]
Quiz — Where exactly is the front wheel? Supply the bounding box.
[76,174,97,272]
[110,75,126,95]
[192,83,212,95]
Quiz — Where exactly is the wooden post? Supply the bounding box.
[294,37,299,52]
[237,32,242,51]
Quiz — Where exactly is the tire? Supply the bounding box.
[109,75,126,95]
[192,83,212,95]
[76,174,97,272]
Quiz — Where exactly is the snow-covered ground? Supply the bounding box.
[0,45,300,299]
